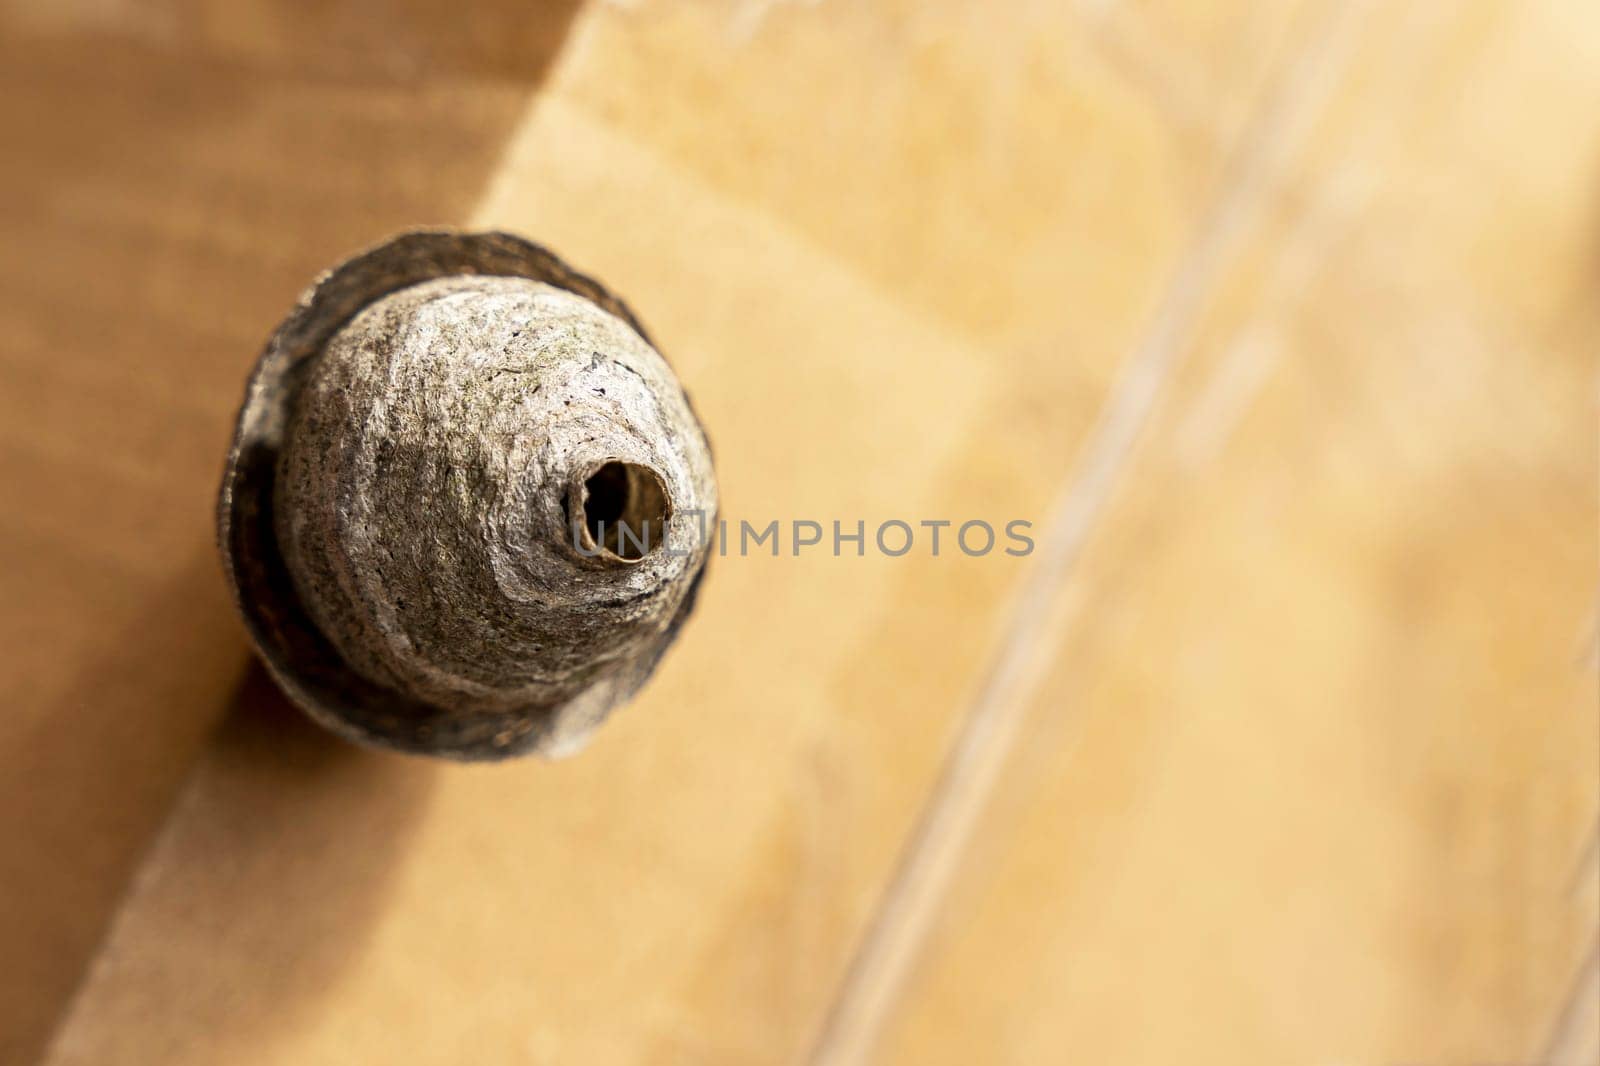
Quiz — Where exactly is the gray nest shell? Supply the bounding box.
[218,231,717,760]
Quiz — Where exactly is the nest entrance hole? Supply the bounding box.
[583,461,669,560]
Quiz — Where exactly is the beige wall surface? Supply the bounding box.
[0,2,1595,1065]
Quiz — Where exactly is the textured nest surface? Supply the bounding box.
[219,232,717,760]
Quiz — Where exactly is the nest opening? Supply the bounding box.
[581,461,669,561]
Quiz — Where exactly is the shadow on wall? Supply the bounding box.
[3,0,589,82]
[0,3,586,1063]
[69,664,443,1059]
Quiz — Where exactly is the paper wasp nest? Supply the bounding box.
[218,232,717,760]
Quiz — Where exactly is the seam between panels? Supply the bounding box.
[805,3,1373,1063]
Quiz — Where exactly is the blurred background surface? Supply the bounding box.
[0,1,1596,1064]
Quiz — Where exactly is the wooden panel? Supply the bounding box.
[557,0,1317,351]
[0,0,580,78]
[33,2,1320,1064]
[873,1,1600,1063]
[12,0,1593,1064]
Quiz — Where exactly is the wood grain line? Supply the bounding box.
[1537,930,1599,1066]
[805,3,1372,1062]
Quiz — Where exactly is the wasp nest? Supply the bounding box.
[218,232,717,760]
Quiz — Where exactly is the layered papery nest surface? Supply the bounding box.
[219,232,717,760]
